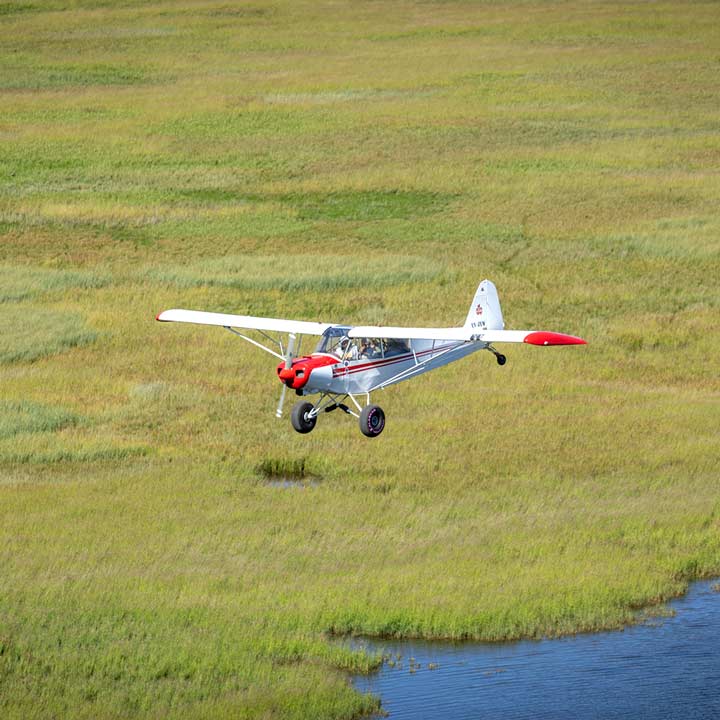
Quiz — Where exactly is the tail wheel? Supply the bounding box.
[359,404,385,438]
[291,401,317,434]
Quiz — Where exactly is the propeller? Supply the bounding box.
[275,333,296,418]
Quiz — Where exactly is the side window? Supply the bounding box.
[384,339,410,357]
[356,338,384,360]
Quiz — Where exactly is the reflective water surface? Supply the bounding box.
[352,580,720,719]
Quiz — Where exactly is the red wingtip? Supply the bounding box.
[155,312,164,321]
[524,331,586,346]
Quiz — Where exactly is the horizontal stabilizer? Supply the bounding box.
[478,330,586,345]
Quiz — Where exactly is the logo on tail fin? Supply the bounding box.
[465,279,504,331]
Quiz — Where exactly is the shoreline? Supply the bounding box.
[350,577,720,719]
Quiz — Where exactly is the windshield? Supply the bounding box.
[314,326,351,355]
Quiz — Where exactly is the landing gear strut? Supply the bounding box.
[488,346,507,366]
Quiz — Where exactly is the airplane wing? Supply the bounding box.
[348,326,472,341]
[348,326,586,345]
[156,309,332,336]
[157,312,586,345]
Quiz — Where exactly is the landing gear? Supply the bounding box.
[359,404,385,438]
[291,401,317,434]
[288,393,385,438]
[488,345,507,366]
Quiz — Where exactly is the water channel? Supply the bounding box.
[352,579,720,719]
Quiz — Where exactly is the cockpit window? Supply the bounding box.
[315,328,411,361]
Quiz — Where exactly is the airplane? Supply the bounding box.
[156,279,585,437]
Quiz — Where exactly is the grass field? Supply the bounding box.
[1,1,719,717]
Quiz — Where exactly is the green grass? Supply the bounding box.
[0,63,158,91]
[1,1,719,718]
[0,400,81,439]
[258,456,311,481]
[0,307,99,364]
[278,190,452,221]
[147,254,447,293]
[0,265,110,303]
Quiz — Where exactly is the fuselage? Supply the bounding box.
[276,327,486,396]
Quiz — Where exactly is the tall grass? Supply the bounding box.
[0,400,80,439]
[146,254,447,293]
[0,265,110,303]
[1,1,719,718]
[0,307,99,364]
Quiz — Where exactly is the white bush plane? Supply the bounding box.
[156,280,585,437]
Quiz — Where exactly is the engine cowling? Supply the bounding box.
[276,355,338,390]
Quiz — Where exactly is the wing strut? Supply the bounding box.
[225,327,285,360]
[368,341,468,392]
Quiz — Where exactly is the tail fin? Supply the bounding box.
[464,279,504,331]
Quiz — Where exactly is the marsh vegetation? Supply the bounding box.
[1,1,719,718]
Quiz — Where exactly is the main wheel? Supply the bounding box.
[359,404,385,438]
[496,353,507,366]
[291,401,317,434]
